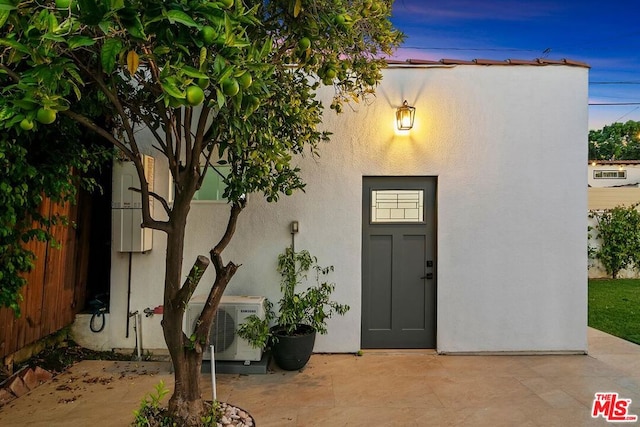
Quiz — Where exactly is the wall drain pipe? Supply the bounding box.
[125,252,133,338]
[129,310,142,361]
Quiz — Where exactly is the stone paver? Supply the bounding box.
[0,328,638,426]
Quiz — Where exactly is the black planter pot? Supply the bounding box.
[271,324,316,371]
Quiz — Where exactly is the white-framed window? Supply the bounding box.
[193,165,230,202]
[593,170,627,179]
[371,189,424,223]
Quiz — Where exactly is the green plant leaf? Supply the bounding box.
[0,10,10,28]
[166,10,199,28]
[124,17,146,39]
[0,38,30,54]
[100,38,122,74]
[68,36,96,50]
[181,66,208,79]
[109,0,124,11]
[161,77,185,99]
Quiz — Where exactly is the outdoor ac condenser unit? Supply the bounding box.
[186,295,266,363]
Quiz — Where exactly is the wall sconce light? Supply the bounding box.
[290,221,299,234]
[396,100,416,131]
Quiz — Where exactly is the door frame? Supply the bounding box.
[361,176,438,349]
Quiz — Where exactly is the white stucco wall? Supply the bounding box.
[106,63,589,354]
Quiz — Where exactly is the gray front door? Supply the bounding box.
[361,177,436,349]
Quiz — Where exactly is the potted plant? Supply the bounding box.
[238,246,349,370]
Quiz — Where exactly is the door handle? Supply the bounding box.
[421,273,433,280]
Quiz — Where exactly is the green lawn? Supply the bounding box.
[589,279,640,345]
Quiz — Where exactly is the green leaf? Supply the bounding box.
[41,33,66,43]
[124,16,146,39]
[100,38,122,74]
[65,67,84,86]
[166,10,199,28]
[0,1,16,11]
[216,88,225,109]
[45,10,59,32]
[109,0,124,11]
[0,10,9,29]
[68,36,96,50]
[0,38,30,54]
[181,66,208,79]
[294,0,301,17]
[98,21,112,34]
[70,81,82,100]
[161,77,185,99]
[153,46,171,56]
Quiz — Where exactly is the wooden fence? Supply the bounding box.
[588,187,640,211]
[0,194,91,360]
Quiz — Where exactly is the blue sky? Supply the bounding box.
[389,0,640,130]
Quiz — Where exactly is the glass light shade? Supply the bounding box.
[396,100,415,130]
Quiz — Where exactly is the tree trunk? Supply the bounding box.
[162,200,242,425]
[161,200,208,424]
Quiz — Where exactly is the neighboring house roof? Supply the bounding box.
[589,160,640,165]
[387,58,590,68]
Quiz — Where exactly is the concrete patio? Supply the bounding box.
[0,328,639,426]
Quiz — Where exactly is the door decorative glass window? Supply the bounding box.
[371,190,424,223]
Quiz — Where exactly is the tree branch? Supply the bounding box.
[129,187,172,216]
[62,110,135,159]
[0,64,20,82]
[209,202,244,274]
[174,255,210,311]
[69,52,141,157]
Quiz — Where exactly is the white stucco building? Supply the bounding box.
[76,58,589,355]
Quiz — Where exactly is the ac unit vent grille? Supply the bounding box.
[185,295,266,362]
[212,309,235,353]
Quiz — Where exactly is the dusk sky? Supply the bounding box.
[389,0,640,130]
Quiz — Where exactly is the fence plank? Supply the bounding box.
[0,195,88,361]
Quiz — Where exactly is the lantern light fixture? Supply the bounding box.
[396,100,416,131]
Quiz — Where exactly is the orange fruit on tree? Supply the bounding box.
[221,77,239,97]
[36,108,56,124]
[185,85,205,106]
[55,0,71,9]
[298,37,311,50]
[201,26,217,46]
[237,72,252,89]
[20,118,34,131]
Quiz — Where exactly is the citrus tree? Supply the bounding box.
[0,0,401,423]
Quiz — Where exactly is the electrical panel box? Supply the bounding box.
[112,156,154,252]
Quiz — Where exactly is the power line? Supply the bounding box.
[591,82,640,85]
[614,107,639,122]
[589,102,640,106]
[401,46,540,52]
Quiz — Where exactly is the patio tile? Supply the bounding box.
[332,373,443,408]
[297,405,455,427]
[449,405,537,427]
[427,375,535,409]
[1,328,639,426]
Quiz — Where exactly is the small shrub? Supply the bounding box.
[132,381,173,427]
[132,381,223,427]
[589,204,640,278]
